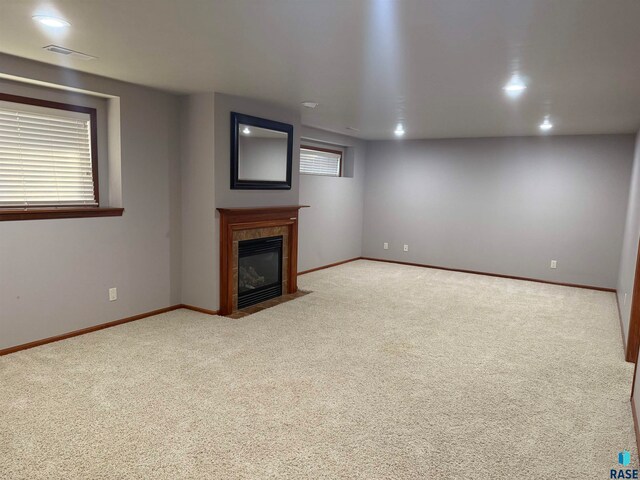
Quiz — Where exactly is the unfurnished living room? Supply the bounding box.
[1,1,640,479]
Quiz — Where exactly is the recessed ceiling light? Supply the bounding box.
[301,101,319,109]
[503,83,526,93]
[503,75,527,98]
[242,126,251,135]
[539,117,553,132]
[32,15,71,28]
[394,123,405,137]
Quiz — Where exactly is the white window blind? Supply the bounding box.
[0,102,96,207]
[300,146,342,177]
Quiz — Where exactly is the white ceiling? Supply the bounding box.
[1,0,640,140]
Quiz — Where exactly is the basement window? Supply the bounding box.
[0,93,121,221]
[300,145,343,177]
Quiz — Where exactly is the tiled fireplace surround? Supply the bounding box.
[217,206,307,316]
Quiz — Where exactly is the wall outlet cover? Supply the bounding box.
[550,260,557,269]
[403,244,409,252]
[109,287,117,301]
[383,242,389,250]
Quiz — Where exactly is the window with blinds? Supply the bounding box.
[300,145,342,177]
[0,97,97,208]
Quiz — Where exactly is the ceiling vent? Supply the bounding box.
[43,45,96,60]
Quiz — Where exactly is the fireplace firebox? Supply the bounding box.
[238,236,283,309]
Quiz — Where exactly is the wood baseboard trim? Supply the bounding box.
[298,257,362,275]
[632,397,640,462]
[178,304,219,315]
[360,257,616,293]
[0,305,183,356]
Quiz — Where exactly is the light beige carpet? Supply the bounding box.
[0,260,635,479]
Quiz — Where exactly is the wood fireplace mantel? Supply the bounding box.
[217,205,309,315]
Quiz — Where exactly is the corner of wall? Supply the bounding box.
[617,130,640,346]
[297,125,367,271]
[179,93,218,310]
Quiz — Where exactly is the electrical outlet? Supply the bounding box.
[624,293,628,306]
[383,242,389,250]
[550,260,557,269]
[109,287,117,301]
[403,244,409,252]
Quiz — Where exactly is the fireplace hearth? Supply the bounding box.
[238,236,283,309]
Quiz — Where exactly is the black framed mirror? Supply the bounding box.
[230,112,293,190]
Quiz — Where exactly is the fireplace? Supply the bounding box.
[238,236,283,309]
[217,205,308,315]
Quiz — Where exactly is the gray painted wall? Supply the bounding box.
[298,127,366,272]
[362,135,635,289]
[180,92,306,311]
[180,93,217,311]
[0,54,182,350]
[622,131,640,428]
[186,96,366,301]
[618,132,640,342]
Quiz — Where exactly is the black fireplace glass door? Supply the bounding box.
[238,236,283,309]
[238,251,280,293]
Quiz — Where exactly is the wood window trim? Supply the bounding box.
[300,144,344,177]
[0,92,102,216]
[0,207,124,221]
[626,237,640,364]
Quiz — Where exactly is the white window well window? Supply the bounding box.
[0,93,98,208]
[300,145,343,177]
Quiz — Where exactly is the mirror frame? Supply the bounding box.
[230,112,294,190]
